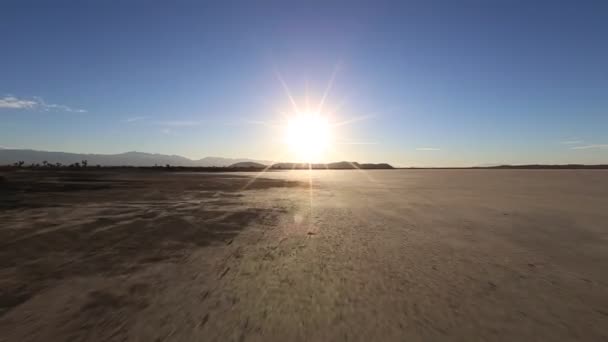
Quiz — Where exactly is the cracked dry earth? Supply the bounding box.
[1,169,608,341]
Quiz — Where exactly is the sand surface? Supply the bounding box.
[1,169,607,341]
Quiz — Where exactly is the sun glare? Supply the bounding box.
[284,111,331,163]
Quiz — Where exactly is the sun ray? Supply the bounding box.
[241,152,286,191]
[271,67,387,202]
[305,79,310,112]
[275,69,300,113]
[331,114,376,127]
[308,162,314,232]
[345,160,383,186]
[325,144,384,187]
[323,95,350,120]
[316,63,340,114]
[275,110,293,123]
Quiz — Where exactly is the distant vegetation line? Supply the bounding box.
[1,164,607,172]
[0,161,395,171]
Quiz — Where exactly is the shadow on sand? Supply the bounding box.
[0,170,303,316]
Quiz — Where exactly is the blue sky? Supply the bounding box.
[1,0,607,166]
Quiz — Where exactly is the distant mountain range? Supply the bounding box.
[0,148,272,167]
[2,148,603,169]
[0,148,396,169]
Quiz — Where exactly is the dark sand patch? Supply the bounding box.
[0,170,304,318]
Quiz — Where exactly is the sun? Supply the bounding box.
[283,111,332,163]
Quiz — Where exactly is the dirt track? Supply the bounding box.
[1,169,607,341]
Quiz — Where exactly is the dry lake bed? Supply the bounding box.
[1,169,607,341]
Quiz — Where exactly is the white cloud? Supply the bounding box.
[0,96,37,109]
[560,140,583,145]
[416,147,441,151]
[0,95,86,113]
[570,144,608,150]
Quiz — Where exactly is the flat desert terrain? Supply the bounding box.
[1,169,607,341]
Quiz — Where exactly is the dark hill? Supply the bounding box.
[229,162,267,168]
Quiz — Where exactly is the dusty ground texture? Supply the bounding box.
[0,169,607,341]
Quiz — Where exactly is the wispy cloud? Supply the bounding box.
[416,147,441,151]
[37,98,87,113]
[560,140,583,145]
[0,95,86,113]
[570,144,608,150]
[155,120,203,127]
[123,116,147,123]
[225,119,279,128]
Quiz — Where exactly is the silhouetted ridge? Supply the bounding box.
[271,162,394,169]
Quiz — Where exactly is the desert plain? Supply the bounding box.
[1,169,607,341]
